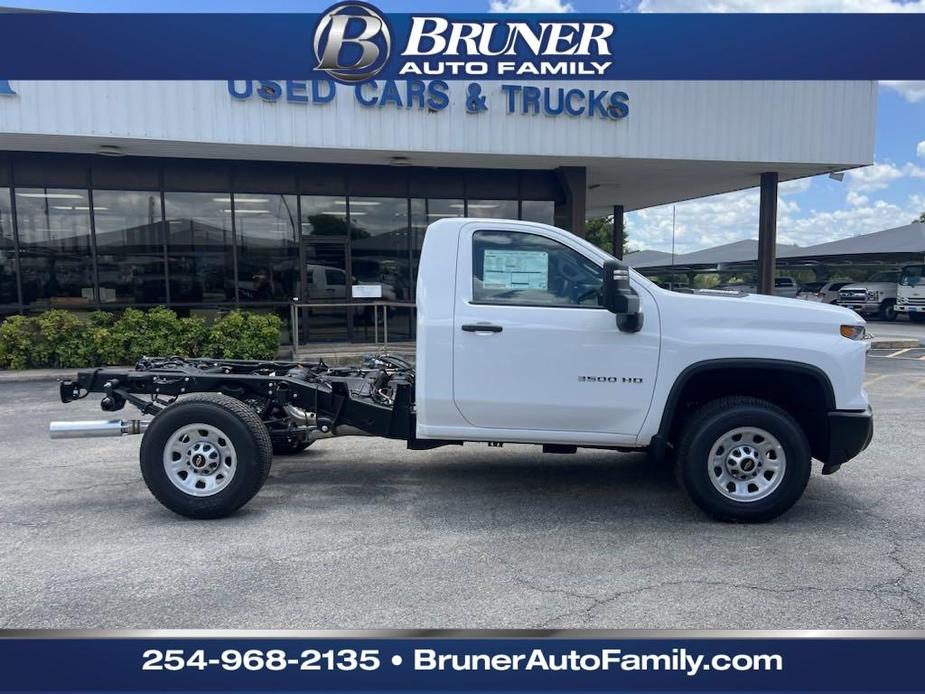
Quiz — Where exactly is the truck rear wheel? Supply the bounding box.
[139,393,273,519]
[675,396,811,522]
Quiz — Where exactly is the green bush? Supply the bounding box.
[0,307,282,369]
[0,315,41,369]
[35,309,92,368]
[208,310,283,361]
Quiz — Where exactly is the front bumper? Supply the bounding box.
[896,304,924,313]
[838,301,879,314]
[821,407,873,474]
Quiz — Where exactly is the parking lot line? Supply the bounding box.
[888,347,914,358]
[863,374,889,387]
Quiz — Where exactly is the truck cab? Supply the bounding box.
[417,219,872,520]
[895,264,925,322]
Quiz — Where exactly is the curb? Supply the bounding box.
[869,338,921,350]
[0,369,79,384]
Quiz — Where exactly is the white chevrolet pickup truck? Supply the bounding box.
[50,218,873,523]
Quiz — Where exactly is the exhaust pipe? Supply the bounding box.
[49,419,149,439]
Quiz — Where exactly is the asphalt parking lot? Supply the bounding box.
[1,355,924,630]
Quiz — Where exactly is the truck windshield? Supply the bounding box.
[900,266,925,287]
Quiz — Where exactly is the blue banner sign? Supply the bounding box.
[0,633,924,691]
[0,6,921,81]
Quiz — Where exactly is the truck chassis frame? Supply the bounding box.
[55,356,423,448]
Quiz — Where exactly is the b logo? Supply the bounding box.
[314,2,391,83]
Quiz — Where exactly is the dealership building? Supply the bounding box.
[0,79,876,344]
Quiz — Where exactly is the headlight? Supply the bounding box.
[898,297,908,304]
[840,324,866,340]
[866,290,878,301]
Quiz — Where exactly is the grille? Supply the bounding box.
[839,290,867,301]
[905,297,925,306]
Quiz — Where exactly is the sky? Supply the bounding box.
[0,0,922,254]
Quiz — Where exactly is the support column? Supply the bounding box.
[554,166,587,237]
[757,171,779,296]
[612,204,624,260]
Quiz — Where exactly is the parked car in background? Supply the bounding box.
[895,264,925,322]
[716,276,800,298]
[797,280,853,304]
[838,270,901,321]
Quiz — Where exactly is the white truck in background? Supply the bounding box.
[50,218,873,523]
[838,270,901,321]
[895,264,925,322]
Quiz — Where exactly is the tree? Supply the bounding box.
[584,215,628,257]
[916,210,925,224]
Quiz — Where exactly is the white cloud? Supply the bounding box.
[846,163,903,191]
[918,141,925,159]
[846,191,869,207]
[780,195,924,244]
[638,0,924,11]
[779,177,812,196]
[489,0,574,11]
[846,162,906,192]
[626,185,923,255]
[880,81,925,103]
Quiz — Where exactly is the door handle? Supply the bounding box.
[461,324,503,333]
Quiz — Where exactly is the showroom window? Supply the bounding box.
[234,194,299,302]
[0,188,17,305]
[520,200,555,225]
[92,190,167,304]
[300,195,348,237]
[471,230,602,307]
[466,199,518,220]
[15,187,94,308]
[163,192,235,304]
[349,197,413,302]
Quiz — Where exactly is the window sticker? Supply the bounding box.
[483,249,548,290]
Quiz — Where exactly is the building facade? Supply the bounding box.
[0,79,877,343]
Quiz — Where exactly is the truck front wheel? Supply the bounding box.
[675,396,811,522]
[139,393,273,519]
[879,299,897,321]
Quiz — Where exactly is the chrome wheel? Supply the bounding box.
[708,426,786,503]
[162,423,237,497]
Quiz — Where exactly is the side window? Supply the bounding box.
[472,230,602,307]
[325,269,345,286]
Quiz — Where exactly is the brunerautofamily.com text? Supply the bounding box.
[142,647,783,677]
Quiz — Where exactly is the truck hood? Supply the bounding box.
[661,286,864,326]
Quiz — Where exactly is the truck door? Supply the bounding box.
[452,225,660,438]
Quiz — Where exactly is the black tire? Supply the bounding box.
[675,396,811,523]
[272,437,313,456]
[139,393,273,519]
[909,313,925,323]
[879,299,897,321]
